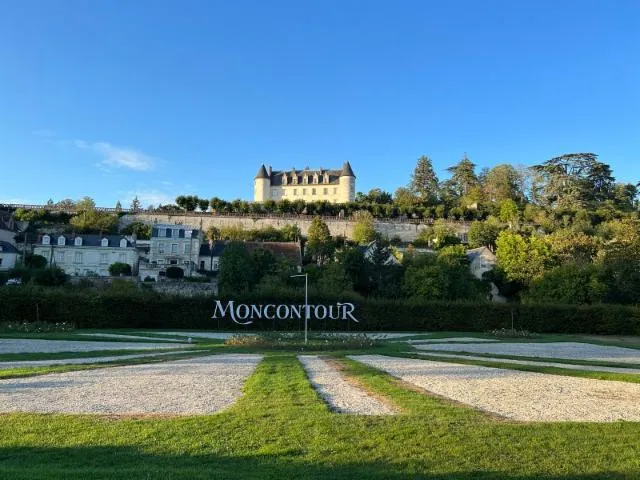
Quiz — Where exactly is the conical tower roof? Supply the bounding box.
[340,161,356,178]
[255,164,269,179]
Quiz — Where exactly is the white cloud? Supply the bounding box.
[121,189,176,208]
[75,140,156,171]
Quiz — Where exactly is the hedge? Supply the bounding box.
[0,287,639,335]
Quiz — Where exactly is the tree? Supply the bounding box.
[467,217,502,251]
[130,196,141,212]
[446,154,479,197]
[218,242,256,295]
[547,229,600,264]
[483,164,523,203]
[120,222,152,239]
[410,156,439,204]
[526,263,607,304]
[393,187,416,213]
[210,197,226,212]
[176,195,199,211]
[499,199,520,229]
[108,262,132,276]
[531,153,615,209]
[495,231,554,285]
[198,198,210,212]
[24,254,47,269]
[306,217,335,265]
[115,201,122,212]
[352,211,377,245]
[365,188,393,204]
[69,198,119,234]
[206,226,221,241]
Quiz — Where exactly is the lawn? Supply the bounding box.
[1,346,640,479]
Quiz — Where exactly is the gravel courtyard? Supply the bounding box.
[298,355,394,415]
[0,354,262,414]
[412,342,640,364]
[0,339,190,354]
[350,354,640,422]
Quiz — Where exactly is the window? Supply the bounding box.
[57,236,65,246]
[185,230,192,238]
[74,252,83,264]
[170,259,178,265]
[171,244,178,254]
[55,251,65,263]
[282,174,288,185]
[120,238,127,248]
[312,188,316,195]
[158,228,165,237]
[213,260,219,271]
[158,242,165,254]
[200,260,205,270]
[272,190,277,197]
[293,189,297,196]
[333,188,337,194]
[100,253,108,264]
[303,188,307,195]
[42,235,50,245]
[74,237,82,246]
[118,253,126,263]
[323,188,328,195]
[313,174,318,184]
[183,243,189,254]
[157,259,165,265]
[173,229,179,238]
[101,238,109,247]
[0,258,2,266]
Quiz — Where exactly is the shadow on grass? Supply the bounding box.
[0,446,632,480]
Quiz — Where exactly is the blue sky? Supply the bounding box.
[1,0,638,207]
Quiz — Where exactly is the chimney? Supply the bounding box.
[268,166,272,176]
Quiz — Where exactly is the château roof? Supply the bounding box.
[340,161,356,178]
[263,162,355,186]
[255,165,269,179]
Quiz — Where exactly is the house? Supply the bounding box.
[0,211,17,245]
[466,246,497,279]
[466,246,505,302]
[0,241,19,271]
[254,162,356,203]
[33,234,138,277]
[358,240,400,266]
[198,240,303,272]
[140,224,201,280]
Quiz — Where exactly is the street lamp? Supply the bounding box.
[290,273,308,344]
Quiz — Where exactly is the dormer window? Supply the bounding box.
[302,175,308,185]
[185,230,192,238]
[282,174,288,185]
[323,173,329,184]
[292,173,298,185]
[313,173,319,184]
[101,238,109,247]
[42,235,50,245]
[120,238,127,248]
[74,237,83,246]
[57,236,66,246]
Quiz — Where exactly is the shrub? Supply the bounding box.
[108,262,132,276]
[165,266,185,279]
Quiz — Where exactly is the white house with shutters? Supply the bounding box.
[33,234,138,277]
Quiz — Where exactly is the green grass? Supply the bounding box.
[1,352,640,479]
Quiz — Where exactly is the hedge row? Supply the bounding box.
[1,288,639,335]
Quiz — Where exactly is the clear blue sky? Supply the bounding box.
[1,0,638,207]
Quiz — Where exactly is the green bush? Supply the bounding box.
[0,287,637,335]
[165,266,184,279]
[108,262,132,276]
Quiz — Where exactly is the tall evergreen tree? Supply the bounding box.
[410,155,440,204]
[446,154,480,197]
[130,196,141,212]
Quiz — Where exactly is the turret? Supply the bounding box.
[338,161,356,203]
[254,164,271,202]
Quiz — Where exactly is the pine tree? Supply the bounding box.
[115,200,122,212]
[130,196,141,212]
[446,154,479,197]
[410,156,439,204]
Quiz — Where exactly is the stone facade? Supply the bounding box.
[139,224,201,281]
[254,162,356,204]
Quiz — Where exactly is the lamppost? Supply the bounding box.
[290,273,308,344]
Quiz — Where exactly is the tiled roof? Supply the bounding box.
[151,226,199,238]
[262,161,355,186]
[466,246,496,263]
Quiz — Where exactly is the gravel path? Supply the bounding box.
[408,337,499,344]
[413,352,640,374]
[0,354,262,414]
[412,342,640,364]
[298,355,394,415]
[0,350,207,370]
[0,339,189,354]
[78,333,185,342]
[350,355,640,422]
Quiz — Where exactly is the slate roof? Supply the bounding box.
[259,161,356,186]
[200,240,302,266]
[466,246,496,263]
[151,225,200,239]
[0,241,19,254]
[40,234,134,247]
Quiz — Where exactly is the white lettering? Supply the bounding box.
[276,304,290,319]
[264,304,276,320]
[314,305,328,320]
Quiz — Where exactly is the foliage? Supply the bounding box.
[120,222,152,239]
[495,231,554,284]
[0,320,75,333]
[218,242,257,294]
[108,262,132,276]
[352,210,377,245]
[224,332,380,349]
[306,217,335,265]
[485,327,535,338]
[526,263,608,305]
[24,254,47,269]
[165,266,185,279]
[467,217,502,250]
[410,155,439,204]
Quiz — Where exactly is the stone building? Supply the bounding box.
[254,162,356,203]
[139,224,201,280]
